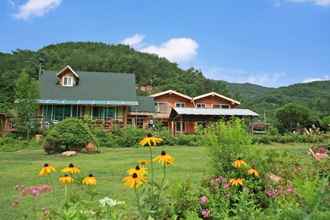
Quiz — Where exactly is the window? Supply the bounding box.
[136,117,144,128]
[176,121,185,133]
[176,102,185,108]
[155,102,170,113]
[213,104,221,109]
[220,104,230,109]
[196,103,206,108]
[63,76,74,87]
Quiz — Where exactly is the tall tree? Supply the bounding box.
[14,71,39,139]
[275,103,315,132]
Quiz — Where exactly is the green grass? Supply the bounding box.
[0,146,208,219]
[0,143,314,219]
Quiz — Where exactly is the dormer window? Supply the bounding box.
[63,76,74,87]
[57,65,79,87]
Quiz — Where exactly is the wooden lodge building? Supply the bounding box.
[1,65,258,135]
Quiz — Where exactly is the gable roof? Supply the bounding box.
[56,65,80,78]
[39,70,138,106]
[129,96,155,113]
[150,90,192,101]
[193,92,240,105]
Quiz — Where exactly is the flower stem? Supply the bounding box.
[134,187,144,218]
[149,146,154,186]
[161,163,167,187]
[64,185,68,202]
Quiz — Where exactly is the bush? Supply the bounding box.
[201,119,253,176]
[0,136,40,152]
[252,133,329,144]
[43,118,95,154]
[110,126,148,147]
[175,134,200,146]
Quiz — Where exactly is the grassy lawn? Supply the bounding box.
[0,143,314,219]
[0,146,209,219]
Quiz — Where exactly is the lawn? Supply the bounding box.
[0,146,209,219]
[0,143,312,219]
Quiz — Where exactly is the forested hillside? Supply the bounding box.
[0,42,228,111]
[1,42,330,119]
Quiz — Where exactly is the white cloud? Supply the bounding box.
[141,38,198,63]
[202,66,287,87]
[286,0,330,6]
[303,75,329,83]
[121,34,199,64]
[15,0,62,20]
[121,34,145,48]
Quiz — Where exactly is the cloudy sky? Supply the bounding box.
[1,0,329,87]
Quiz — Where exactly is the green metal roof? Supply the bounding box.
[129,96,155,113]
[39,70,138,106]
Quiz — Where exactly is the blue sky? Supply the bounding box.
[1,0,330,87]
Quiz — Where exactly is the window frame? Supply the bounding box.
[63,76,74,87]
[175,121,185,133]
[196,103,206,108]
[220,104,230,109]
[175,102,185,108]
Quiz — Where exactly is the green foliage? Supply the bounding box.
[275,103,316,132]
[110,126,148,148]
[201,119,252,176]
[252,133,329,144]
[170,181,199,219]
[43,118,94,154]
[14,71,39,139]
[0,136,40,152]
[321,116,330,131]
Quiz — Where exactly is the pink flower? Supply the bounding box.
[199,196,208,206]
[210,176,224,187]
[287,186,294,193]
[201,208,210,219]
[20,184,52,197]
[223,183,230,189]
[265,189,278,198]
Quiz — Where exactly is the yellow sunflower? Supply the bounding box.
[39,163,56,176]
[59,174,74,185]
[247,168,259,177]
[153,150,175,166]
[138,159,150,166]
[229,178,244,186]
[82,174,97,185]
[61,163,80,174]
[128,165,147,176]
[122,172,146,188]
[139,134,163,147]
[233,158,247,168]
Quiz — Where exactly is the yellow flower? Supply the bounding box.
[247,168,259,177]
[122,172,146,188]
[82,174,97,185]
[233,158,247,168]
[138,160,150,166]
[62,163,80,174]
[139,134,163,147]
[128,165,147,176]
[39,163,56,176]
[153,150,175,166]
[229,178,244,186]
[59,174,74,185]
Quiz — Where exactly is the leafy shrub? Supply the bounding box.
[252,133,329,144]
[42,118,94,154]
[175,134,200,146]
[201,119,253,176]
[0,136,40,152]
[110,126,148,147]
[153,128,176,146]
